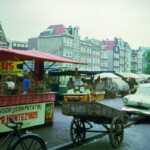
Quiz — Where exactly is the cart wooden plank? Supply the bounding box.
[62,102,128,123]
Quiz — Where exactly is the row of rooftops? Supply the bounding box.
[0,22,149,52]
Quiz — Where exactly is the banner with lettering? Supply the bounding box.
[0,102,53,132]
[0,61,23,75]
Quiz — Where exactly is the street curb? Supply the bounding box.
[49,141,73,150]
[49,133,107,150]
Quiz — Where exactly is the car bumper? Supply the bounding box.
[122,106,150,116]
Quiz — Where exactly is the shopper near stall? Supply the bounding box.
[5,76,15,90]
[93,76,105,92]
[105,78,113,90]
[67,77,74,90]
[22,73,31,94]
[127,78,138,94]
[4,76,16,95]
[74,68,83,87]
[0,75,4,94]
[105,78,116,98]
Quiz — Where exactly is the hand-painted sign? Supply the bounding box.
[0,102,53,132]
[0,61,23,75]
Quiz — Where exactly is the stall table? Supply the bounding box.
[63,93,90,102]
[90,91,105,101]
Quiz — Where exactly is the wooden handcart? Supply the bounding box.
[62,102,128,149]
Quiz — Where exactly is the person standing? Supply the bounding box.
[5,76,15,90]
[67,77,74,90]
[22,73,31,94]
[94,76,105,92]
[0,75,5,94]
[3,76,16,95]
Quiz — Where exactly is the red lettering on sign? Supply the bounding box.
[0,112,39,124]
[1,116,5,124]
[1,62,14,70]
[9,63,14,70]
[2,62,8,70]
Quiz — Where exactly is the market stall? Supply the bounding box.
[48,70,108,103]
[0,48,85,132]
[94,72,128,99]
[115,72,141,94]
[48,69,115,103]
[59,70,114,102]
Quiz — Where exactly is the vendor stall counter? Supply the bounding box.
[63,91,105,102]
[90,91,105,101]
[0,92,57,133]
[63,93,90,102]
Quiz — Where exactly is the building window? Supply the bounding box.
[17,43,20,47]
[13,43,16,46]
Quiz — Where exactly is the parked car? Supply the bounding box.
[122,83,150,116]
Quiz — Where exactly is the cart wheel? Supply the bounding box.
[109,117,124,149]
[70,118,86,146]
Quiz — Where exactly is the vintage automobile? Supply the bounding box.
[122,83,150,116]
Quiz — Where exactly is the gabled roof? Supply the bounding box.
[100,40,115,51]
[0,23,7,42]
[47,24,65,35]
[0,48,86,65]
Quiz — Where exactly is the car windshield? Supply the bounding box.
[136,86,150,96]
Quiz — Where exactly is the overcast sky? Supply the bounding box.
[0,0,150,49]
